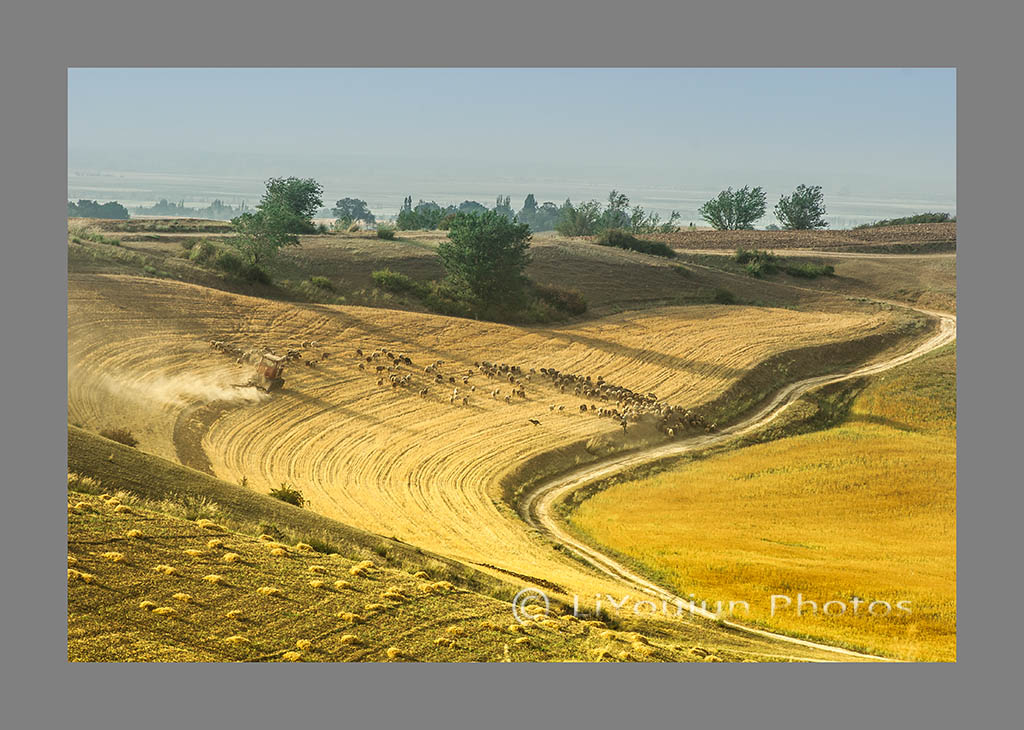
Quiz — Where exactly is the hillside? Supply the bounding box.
[67,431,857,662]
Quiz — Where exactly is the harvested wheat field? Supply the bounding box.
[69,270,911,606]
[569,344,956,661]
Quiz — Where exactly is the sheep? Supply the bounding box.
[462,396,469,406]
[504,395,511,404]
[355,348,363,357]
[579,404,588,413]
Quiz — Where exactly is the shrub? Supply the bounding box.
[99,427,138,447]
[213,248,245,276]
[309,275,334,292]
[371,269,427,297]
[189,239,218,265]
[376,225,396,240]
[347,222,361,233]
[784,262,835,278]
[595,228,675,258]
[533,283,587,316]
[713,288,737,305]
[854,212,953,228]
[269,482,305,508]
[734,248,780,277]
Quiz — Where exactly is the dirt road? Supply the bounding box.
[520,304,956,661]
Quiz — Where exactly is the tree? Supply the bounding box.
[775,184,828,230]
[493,195,514,220]
[332,197,376,225]
[229,207,300,267]
[598,190,631,230]
[698,186,767,230]
[458,200,488,215]
[68,199,130,219]
[257,177,324,233]
[555,199,602,236]
[520,194,538,219]
[437,210,532,314]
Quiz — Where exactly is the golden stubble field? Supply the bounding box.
[569,344,956,661]
[68,272,902,604]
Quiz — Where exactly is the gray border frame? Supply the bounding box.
[3,1,1021,728]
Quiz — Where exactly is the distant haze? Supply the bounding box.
[69,68,956,227]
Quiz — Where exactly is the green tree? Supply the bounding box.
[332,197,376,225]
[775,184,828,230]
[257,177,324,233]
[437,211,532,314]
[698,186,767,230]
[493,195,514,220]
[555,199,602,236]
[599,190,631,230]
[229,207,300,267]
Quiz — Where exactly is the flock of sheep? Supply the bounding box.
[209,338,716,438]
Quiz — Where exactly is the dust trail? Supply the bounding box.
[70,361,269,410]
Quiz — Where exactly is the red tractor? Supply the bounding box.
[248,353,286,392]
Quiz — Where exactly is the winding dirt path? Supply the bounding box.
[520,304,956,661]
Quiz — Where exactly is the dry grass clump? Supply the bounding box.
[513,637,530,646]
[293,542,315,553]
[256,586,283,597]
[269,547,288,557]
[67,569,95,583]
[222,553,241,563]
[507,624,526,634]
[364,603,386,613]
[382,587,406,601]
[172,592,193,603]
[67,555,78,565]
[226,609,244,620]
[385,647,406,660]
[72,501,93,512]
[206,538,225,549]
[333,579,352,590]
[412,571,429,579]
[101,551,125,562]
[419,580,454,595]
[295,639,312,651]
[282,651,302,662]
[183,548,204,558]
[349,560,374,577]
[434,637,456,648]
[152,607,176,616]
[113,505,132,514]
[223,635,249,645]
[591,647,613,661]
[445,625,466,637]
[629,633,650,645]
[126,529,143,539]
[583,620,607,628]
[152,564,177,575]
[308,565,328,574]
[139,600,158,611]
[704,654,723,662]
[258,534,276,542]
[337,612,362,623]
[309,579,326,589]
[339,634,361,646]
[617,650,634,661]
[195,519,224,531]
[203,574,225,585]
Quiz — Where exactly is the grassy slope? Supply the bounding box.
[568,344,956,661]
[68,429,856,662]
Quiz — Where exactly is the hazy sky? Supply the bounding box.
[68,68,955,202]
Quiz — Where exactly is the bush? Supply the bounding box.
[309,275,334,292]
[854,212,953,229]
[595,228,675,258]
[269,483,305,508]
[347,222,361,233]
[99,427,138,447]
[734,248,780,277]
[713,288,737,305]
[533,283,587,316]
[244,264,271,284]
[376,225,396,240]
[784,262,835,278]
[372,268,427,297]
[189,239,218,265]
